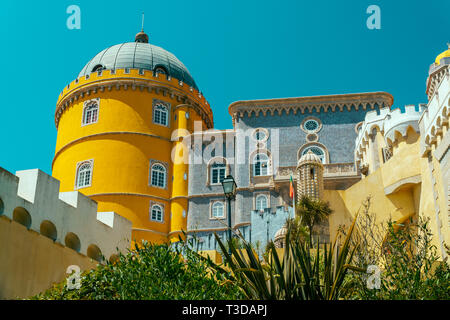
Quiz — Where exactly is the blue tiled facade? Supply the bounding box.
[186,95,391,254]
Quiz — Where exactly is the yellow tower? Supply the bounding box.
[52,30,213,245]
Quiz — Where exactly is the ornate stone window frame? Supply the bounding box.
[209,200,226,220]
[149,201,165,223]
[300,116,322,134]
[298,142,329,164]
[254,192,270,212]
[81,98,100,127]
[206,157,230,186]
[149,159,169,190]
[75,159,94,190]
[152,99,171,127]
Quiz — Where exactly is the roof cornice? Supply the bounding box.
[228,92,394,124]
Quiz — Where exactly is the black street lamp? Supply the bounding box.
[221,175,237,252]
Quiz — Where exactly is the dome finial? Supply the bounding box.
[135,12,149,43]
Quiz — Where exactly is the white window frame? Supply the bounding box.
[210,163,226,185]
[82,99,99,126]
[150,203,164,223]
[255,194,269,212]
[150,163,167,188]
[153,104,169,126]
[253,153,270,176]
[210,201,225,220]
[75,160,93,189]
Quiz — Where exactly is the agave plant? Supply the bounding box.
[211,213,363,300]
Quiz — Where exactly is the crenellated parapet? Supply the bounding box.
[354,106,390,165]
[420,67,450,156]
[383,104,426,146]
[0,167,132,263]
[55,68,214,129]
[426,57,450,100]
[355,105,425,160]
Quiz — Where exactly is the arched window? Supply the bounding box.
[91,64,105,72]
[211,202,224,219]
[76,161,93,189]
[253,153,270,176]
[150,204,164,222]
[154,104,168,126]
[301,146,326,163]
[151,164,166,188]
[154,66,167,75]
[82,100,99,125]
[255,194,268,211]
[210,162,226,185]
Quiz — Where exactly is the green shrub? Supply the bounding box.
[33,241,244,300]
[342,198,450,300]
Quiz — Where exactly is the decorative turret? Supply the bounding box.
[297,151,324,201]
[274,224,288,248]
[426,44,450,99]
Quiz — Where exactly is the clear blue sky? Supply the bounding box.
[0,0,449,175]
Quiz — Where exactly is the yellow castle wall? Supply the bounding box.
[52,70,211,245]
[0,216,97,299]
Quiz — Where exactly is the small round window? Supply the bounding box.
[304,119,319,132]
[255,130,266,141]
[301,117,322,133]
[252,128,269,142]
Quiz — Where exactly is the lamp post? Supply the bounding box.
[221,175,237,253]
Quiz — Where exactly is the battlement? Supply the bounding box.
[355,105,425,162]
[384,104,425,146]
[0,167,131,263]
[355,106,390,157]
[55,68,214,129]
[420,69,450,155]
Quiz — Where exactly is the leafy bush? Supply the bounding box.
[33,241,244,300]
[341,197,450,300]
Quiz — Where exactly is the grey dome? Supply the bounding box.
[78,42,198,90]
